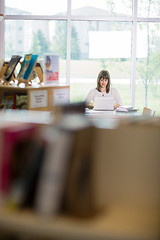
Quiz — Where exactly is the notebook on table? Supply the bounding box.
[94,97,114,111]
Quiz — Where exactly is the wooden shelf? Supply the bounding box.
[0,109,53,125]
[0,205,159,240]
[0,83,70,111]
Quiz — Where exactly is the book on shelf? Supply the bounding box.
[17,54,32,80]
[0,110,115,218]
[116,105,138,112]
[1,92,16,109]
[34,126,74,216]
[6,139,46,209]
[44,54,59,84]
[1,92,28,110]
[63,124,98,218]
[49,112,107,218]
[0,123,37,198]
[3,55,22,81]
[23,54,38,81]
[16,94,28,110]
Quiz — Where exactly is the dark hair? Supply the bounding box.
[96,70,111,93]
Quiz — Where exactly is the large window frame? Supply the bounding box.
[0,0,160,106]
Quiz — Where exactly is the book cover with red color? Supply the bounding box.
[44,54,59,85]
[0,123,37,196]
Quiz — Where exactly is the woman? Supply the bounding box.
[85,70,123,109]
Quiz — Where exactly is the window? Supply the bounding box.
[138,0,160,18]
[0,0,160,115]
[71,0,132,17]
[136,22,160,113]
[4,19,67,84]
[5,0,67,15]
[70,21,131,104]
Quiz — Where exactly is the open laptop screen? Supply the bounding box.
[94,97,114,111]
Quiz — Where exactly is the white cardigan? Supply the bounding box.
[85,87,123,105]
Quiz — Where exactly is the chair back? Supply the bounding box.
[143,107,155,117]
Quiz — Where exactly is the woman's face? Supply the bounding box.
[100,77,108,89]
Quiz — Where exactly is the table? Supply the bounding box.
[85,108,141,119]
[85,108,141,128]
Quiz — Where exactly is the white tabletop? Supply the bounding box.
[85,108,141,128]
[85,108,141,118]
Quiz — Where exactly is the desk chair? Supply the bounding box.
[143,107,155,117]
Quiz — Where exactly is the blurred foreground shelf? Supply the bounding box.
[0,109,54,125]
[0,205,159,240]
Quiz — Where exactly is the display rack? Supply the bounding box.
[0,61,43,86]
[0,83,70,111]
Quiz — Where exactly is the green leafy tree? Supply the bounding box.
[137,0,160,107]
[37,30,49,58]
[71,25,80,60]
[106,0,160,107]
[30,30,49,58]
[5,39,14,59]
[51,22,67,59]
[30,32,41,55]
[51,21,80,59]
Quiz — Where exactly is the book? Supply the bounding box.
[6,139,46,209]
[1,92,16,109]
[63,125,97,217]
[17,54,32,80]
[0,123,37,197]
[23,54,38,81]
[1,93,28,110]
[116,105,138,112]
[44,54,59,84]
[3,55,22,81]
[51,111,103,218]
[34,126,73,216]
[35,110,91,216]
[16,94,28,110]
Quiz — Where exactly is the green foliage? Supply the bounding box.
[30,30,49,58]
[137,22,160,106]
[30,32,41,55]
[105,0,115,13]
[37,30,49,57]
[51,21,81,60]
[51,21,67,59]
[71,25,80,60]
[5,39,14,59]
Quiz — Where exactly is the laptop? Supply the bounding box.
[94,97,114,111]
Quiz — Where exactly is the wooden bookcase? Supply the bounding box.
[0,112,159,240]
[0,83,70,111]
[0,205,158,240]
[0,61,70,111]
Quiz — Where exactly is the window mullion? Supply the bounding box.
[0,0,4,59]
[66,0,71,86]
[130,0,138,106]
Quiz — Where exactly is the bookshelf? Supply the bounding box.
[0,110,159,240]
[0,205,159,240]
[0,61,70,111]
[0,83,70,111]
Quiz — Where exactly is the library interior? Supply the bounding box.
[0,1,160,240]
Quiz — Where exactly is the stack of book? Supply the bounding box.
[116,105,138,112]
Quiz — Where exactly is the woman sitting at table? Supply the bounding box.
[85,69,123,109]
